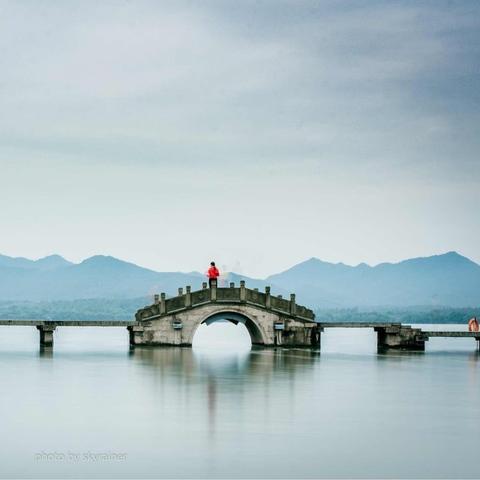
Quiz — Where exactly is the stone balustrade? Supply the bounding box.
[136,280,315,323]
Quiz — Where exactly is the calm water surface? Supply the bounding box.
[0,323,478,479]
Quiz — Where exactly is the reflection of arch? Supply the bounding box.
[190,308,267,345]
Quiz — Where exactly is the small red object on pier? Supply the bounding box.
[468,317,479,332]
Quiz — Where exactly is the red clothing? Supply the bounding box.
[207,266,220,279]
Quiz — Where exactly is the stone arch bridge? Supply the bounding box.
[0,281,478,350]
[129,281,321,348]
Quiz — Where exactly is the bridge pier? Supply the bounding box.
[128,325,146,346]
[375,325,426,351]
[36,325,56,347]
[274,322,321,348]
[313,325,322,348]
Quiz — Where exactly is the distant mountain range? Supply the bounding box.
[267,252,480,308]
[0,251,479,307]
[0,255,205,301]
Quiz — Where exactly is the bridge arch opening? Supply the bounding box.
[192,310,265,349]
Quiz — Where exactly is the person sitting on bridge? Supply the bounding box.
[207,261,220,288]
[468,316,479,332]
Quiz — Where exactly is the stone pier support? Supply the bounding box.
[272,320,321,348]
[36,325,56,347]
[128,325,146,346]
[312,325,322,348]
[375,325,426,351]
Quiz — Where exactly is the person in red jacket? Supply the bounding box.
[207,261,220,288]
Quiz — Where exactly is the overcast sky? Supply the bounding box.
[1,0,479,277]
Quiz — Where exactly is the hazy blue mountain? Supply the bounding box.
[267,252,480,307]
[0,251,479,307]
[0,254,73,270]
[34,254,74,270]
[0,255,205,301]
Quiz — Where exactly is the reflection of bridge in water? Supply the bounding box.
[0,281,479,351]
[130,346,319,438]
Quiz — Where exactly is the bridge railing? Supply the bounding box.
[270,295,290,312]
[217,287,242,302]
[136,281,315,322]
[190,289,210,305]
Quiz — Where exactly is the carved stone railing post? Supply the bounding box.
[265,286,271,308]
[230,282,235,288]
[154,294,159,305]
[202,282,207,290]
[240,280,246,302]
[185,286,192,307]
[178,287,183,296]
[290,293,296,316]
[160,293,166,315]
[210,279,217,301]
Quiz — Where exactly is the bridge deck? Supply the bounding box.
[318,323,479,340]
[1,320,476,335]
[423,331,480,338]
[0,320,136,327]
[318,322,401,328]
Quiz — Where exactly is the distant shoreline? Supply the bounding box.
[0,299,477,325]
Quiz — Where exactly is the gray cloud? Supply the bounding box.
[1,0,479,276]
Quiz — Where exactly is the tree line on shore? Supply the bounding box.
[0,298,477,324]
